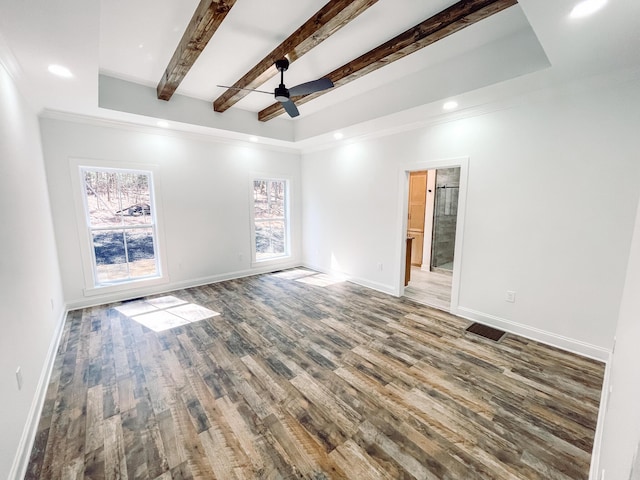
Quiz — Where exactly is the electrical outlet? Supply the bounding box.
[238,253,243,261]
[377,263,383,271]
[506,290,516,303]
[16,367,23,390]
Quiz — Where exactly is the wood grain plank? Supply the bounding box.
[329,438,393,480]
[357,420,439,480]
[27,268,604,479]
[290,371,361,437]
[171,396,216,479]
[157,0,238,100]
[85,384,105,453]
[104,415,128,480]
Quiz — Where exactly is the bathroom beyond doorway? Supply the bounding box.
[404,167,460,310]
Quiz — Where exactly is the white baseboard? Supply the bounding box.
[9,306,68,480]
[66,260,303,310]
[456,306,611,362]
[301,263,397,296]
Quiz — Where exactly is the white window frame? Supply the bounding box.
[249,175,291,267]
[70,159,169,296]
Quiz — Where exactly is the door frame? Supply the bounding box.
[396,156,469,314]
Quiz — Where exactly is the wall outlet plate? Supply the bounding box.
[506,290,516,303]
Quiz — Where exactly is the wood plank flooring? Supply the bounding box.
[404,267,452,311]
[26,268,604,479]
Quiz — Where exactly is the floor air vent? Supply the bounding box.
[465,322,506,342]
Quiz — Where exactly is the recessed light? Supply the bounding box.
[249,136,259,143]
[157,120,169,128]
[47,64,73,78]
[443,101,458,111]
[333,132,344,140]
[570,0,607,18]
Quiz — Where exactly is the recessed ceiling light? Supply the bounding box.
[333,132,344,140]
[249,136,259,142]
[570,0,607,18]
[157,120,169,128]
[47,64,73,78]
[443,101,458,111]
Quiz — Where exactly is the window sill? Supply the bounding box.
[83,274,169,297]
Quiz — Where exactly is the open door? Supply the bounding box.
[407,171,427,267]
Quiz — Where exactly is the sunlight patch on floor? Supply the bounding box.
[271,269,345,287]
[295,273,344,287]
[114,295,219,332]
[271,268,317,280]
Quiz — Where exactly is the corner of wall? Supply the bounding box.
[589,355,613,480]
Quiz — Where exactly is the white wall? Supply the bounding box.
[0,64,64,477]
[302,76,640,355]
[39,117,303,307]
[597,183,640,479]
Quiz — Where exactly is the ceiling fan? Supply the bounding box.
[217,58,334,118]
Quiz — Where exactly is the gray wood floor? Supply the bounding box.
[26,268,604,479]
[404,267,452,311]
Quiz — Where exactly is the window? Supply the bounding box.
[252,178,289,262]
[80,167,161,286]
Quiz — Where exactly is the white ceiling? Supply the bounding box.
[0,0,638,149]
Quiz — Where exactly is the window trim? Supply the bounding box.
[249,174,291,267]
[70,158,169,296]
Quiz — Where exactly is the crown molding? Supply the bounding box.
[39,109,302,155]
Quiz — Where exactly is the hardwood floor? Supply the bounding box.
[404,267,452,311]
[26,268,604,479]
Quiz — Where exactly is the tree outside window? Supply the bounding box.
[253,178,289,261]
[80,167,160,285]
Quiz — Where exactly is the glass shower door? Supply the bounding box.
[431,168,460,271]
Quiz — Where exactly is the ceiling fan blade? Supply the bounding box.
[280,99,300,118]
[216,85,272,95]
[288,78,334,97]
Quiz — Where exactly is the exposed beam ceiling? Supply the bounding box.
[258,0,518,121]
[157,0,238,101]
[213,0,379,114]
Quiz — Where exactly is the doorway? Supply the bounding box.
[398,159,467,313]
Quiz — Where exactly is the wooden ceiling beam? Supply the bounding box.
[157,0,238,101]
[213,0,379,114]
[258,0,517,122]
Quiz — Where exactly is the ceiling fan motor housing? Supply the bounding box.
[274,85,290,102]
